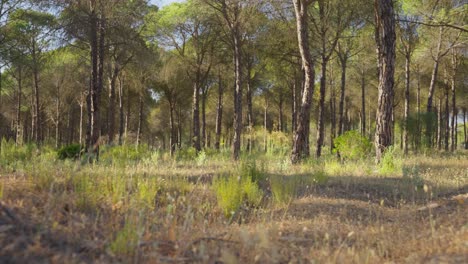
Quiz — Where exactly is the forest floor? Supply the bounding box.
[0,150,467,263]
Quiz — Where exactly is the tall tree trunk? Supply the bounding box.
[291,0,315,163]
[444,75,450,151]
[316,58,327,158]
[264,97,268,153]
[201,90,207,148]
[246,63,254,152]
[450,53,457,152]
[118,75,124,145]
[15,67,22,146]
[215,72,223,150]
[338,57,347,136]
[330,72,336,153]
[136,94,143,147]
[291,76,298,132]
[177,106,182,149]
[55,84,61,148]
[463,108,467,149]
[403,53,410,155]
[361,68,366,136]
[416,65,421,151]
[108,67,118,144]
[169,102,176,156]
[87,6,105,157]
[278,93,284,132]
[232,32,243,160]
[192,80,201,151]
[425,28,443,147]
[427,28,443,114]
[32,43,40,143]
[437,99,441,150]
[374,0,396,162]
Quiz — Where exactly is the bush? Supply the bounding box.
[239,159,266,183]
[213,175,263,218]
[57,144,82,160]
[334,130,372,160]
[379,147,403,175]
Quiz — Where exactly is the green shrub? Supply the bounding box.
[174,147,197,161]
[270,176,297,204]
[110,221,140,256]
[57,144,82,160]
[239,159,266,183]
[379,147,403,175]
[213,175,263,218]
[334,130,372,160]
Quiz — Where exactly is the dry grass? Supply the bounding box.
[0,151,467,263]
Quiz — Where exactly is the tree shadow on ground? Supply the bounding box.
[267,174,468,208]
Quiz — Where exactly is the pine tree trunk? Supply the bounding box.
[426,28,442,148]
[118,76,124,145]
[444,78,450,151]
[437,99,441,150]
[108,68,118,144]
[330,72,336,153]
[361,68,366,136]
[463,108,466,149]
[374,0,396,162]
[450,52,457,151]
[169,102,176,156]
[232,32,243,160]
[55,84,61,148]
[201,91,207,148]
[246,63,254,152]
[16,67,22,146]
[215,71,223,150]
[338,57,347,136]
[192,80,201,151]
[291,0,315,163]
[416,66,421,151]
[136,94,143,147]
[316,59,327,158]
[403,53,410,155]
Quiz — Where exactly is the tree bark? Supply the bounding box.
[291,0,315,163]
[437,99,441,150]
[360,68,366,136]
[463,108,467,149]
[15,67,22,146]
[136,94,143,147]
[169,102,176,156]
[215,71,223,150]
[374,0,396,162]
[32,41,41,143]
[232,32,243,160]
[338,57,347,136]
[118,75,124,145]
[108,66,119,144]
[444,74,450,151]
[403,53,410,155]
[316,59,327,157]
[192,80,201,151]
[201,89,207,148]
[450,52,457,152]
[55,84,61,148]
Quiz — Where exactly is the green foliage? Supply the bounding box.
[334,130,372,160]
[402,165,425,190]
[0,139,36,169]
[100,145,152,164]
[213,175,263,218]
[57,144,82,160]
[379,147,403,175]
[239,159,266,183]
[110,221,140,256]
[174,147,198,161]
